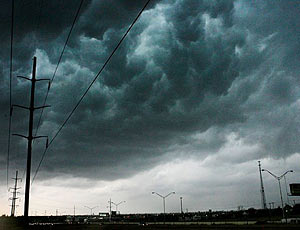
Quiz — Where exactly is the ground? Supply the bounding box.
[1,223,300,230]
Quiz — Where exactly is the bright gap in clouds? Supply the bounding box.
[2,134,300,216]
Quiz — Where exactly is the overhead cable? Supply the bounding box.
[32,0,152,184]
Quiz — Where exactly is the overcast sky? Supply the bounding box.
[1,0,300,216]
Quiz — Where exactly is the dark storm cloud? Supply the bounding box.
[0,0,92,74]
[78,0,160,39]
[1,0,300,182]
[33,0,243,179]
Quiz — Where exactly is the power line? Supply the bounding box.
[31,0,152,184]
[19,0,45,184]
[7,0,15,190]
[34,0,84,139]
[29,0,83,184]
[20,0,83,184]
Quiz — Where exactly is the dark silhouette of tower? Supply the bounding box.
[258,161,267,209]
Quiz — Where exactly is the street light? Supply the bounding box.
[111,201,126,213]
[180,197,183,214]
[84,206,98,216]
[283,175,290,205]
[152,191,175,222]
[262,169,293,221]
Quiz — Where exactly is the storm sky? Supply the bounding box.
[1,0,300,215]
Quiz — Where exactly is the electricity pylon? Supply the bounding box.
[9,170,21,216]
[11,56,50,221]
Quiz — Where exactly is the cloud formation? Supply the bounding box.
[1,0,300,186]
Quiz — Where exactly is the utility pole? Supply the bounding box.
[24,56,36,219]
[11,57,50,221]
[258,161,267,209]
[9,170,21,216]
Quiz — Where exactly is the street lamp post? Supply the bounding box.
[262,169,293,222]
[84,206,98,216]
[180,197,183,214]
[283,175,290,205]
[152,191,175,223]
[112,201,126,213]
[108,199,112,222]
